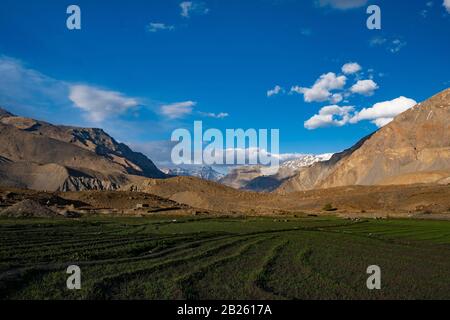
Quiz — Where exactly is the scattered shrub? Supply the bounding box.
[322,203,337,212]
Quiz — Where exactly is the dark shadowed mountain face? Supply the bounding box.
[0,107,166,191]
[277,88,450,193]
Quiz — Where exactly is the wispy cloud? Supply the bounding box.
[180,1,209,18]
[199,111,229,119]
[444,0,450,13]
[420,1,434,18]
[369,36,387,46]
[390,39,407,53]
[0,55,225,129]
[160,101,196,119]
[267,85,284,97]
[370,36,407,53]
[0,55,205,147]
[0,56,69,110]
[69,85,140,123]
[147,22,175,33]
[0,55,145,124]
[317,0,368,10]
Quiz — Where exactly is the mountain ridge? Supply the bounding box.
[0,107,166,191]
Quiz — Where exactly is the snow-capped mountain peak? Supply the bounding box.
[280,154,333,171]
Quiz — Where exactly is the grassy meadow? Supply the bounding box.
[0,216,449,300]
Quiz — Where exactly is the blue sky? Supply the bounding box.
[0,0,449,164]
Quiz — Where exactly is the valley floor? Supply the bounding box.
[1,216,449,300]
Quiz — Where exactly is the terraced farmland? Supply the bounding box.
[0,216,449,300]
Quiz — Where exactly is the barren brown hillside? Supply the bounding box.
[124,176,450,217]
[0,107,165,191]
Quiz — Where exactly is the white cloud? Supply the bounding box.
[350,96,417,127]
[69,85,139,122]
[350,79,379,96]
[371,117,396,127]
[147,23,175,33]
[267,85,284,97]
[317,0,368,10]
[180,2,193,17]
[445,0,450,13]
[291,72,347,103]
[180,1,209,18]
[370,36,387,47]
[160,101,196,119]
[0,54,203,128]
[199,111,229,119]
[330,93,343,104]
[342,62,362,75]
[304,97,417,130]
[0,55,151,130]
[390,39,407,53]
[180,1,192,18]
[370,36,407,53]
[304,105,355,130]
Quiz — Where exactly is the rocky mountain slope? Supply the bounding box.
[0,107,166,191]
[277,88,450,193]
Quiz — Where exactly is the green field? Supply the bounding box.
[0,216,449,300]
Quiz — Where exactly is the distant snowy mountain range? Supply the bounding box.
[160,165,225,181]
[159,153,333,185]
